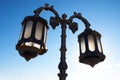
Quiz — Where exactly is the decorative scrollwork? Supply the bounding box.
[33,3,60,29]
[34,3,59,18]
[69,22,78,33]
[33,4,90,32]
[50,17,59,29]
[69,12,91,30]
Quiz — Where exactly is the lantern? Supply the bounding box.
[78,28,105,67]
[16,15,48,61]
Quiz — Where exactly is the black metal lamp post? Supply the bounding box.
[16,3,105,80]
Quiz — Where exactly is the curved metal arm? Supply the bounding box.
[34,3,60,29]
[34,3,59,18]
[69,12,91,29]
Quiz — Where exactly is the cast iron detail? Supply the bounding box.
[34,3,59,18]
[50,17,59,29]
[33,3,92,80]
[69,22,78,33]
[17,3,105,80]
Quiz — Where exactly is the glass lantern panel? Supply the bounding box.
[25,42,33,46]
[19,24,24,40]
[97,37,102,52]
[24,21,33,38]
[88,35,95,51]
[33,43,40,49]
[44,26,47,43]
[25,42,40,49]
[35,22,43,40]
[80,37,86,53]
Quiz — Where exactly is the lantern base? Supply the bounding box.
[16,42,47,61]
[79,53,105,67]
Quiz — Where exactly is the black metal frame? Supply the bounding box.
[16,3,105,80]
[78,28,105,67]
[16,16,48,61]
[33,3,92,80]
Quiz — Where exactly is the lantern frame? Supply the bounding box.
[16,15,48,61]
[78,28,105,67]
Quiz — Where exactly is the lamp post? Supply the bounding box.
[16,3,105,80]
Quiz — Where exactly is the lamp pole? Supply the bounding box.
[58,14,68,80]
[16,3,105,80]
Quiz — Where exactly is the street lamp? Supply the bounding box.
[16,3,105,80]
[16,16,48,61]
[78,28,105,67]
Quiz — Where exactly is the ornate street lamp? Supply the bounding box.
[16,15,48,61]
[78,28,105,67]
[16,3,105,80]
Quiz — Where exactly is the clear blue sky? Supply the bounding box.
[0,0,120,80]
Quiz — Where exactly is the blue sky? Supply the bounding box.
[0,0,120,80]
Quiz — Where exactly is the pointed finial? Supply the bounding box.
[45,3,49,7]
[25,57,30,61]
[74,12,77,15]
[62,13,67,19]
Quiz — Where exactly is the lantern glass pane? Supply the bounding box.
[25,42,33,46]
[97,37,102,52]
[33,43,40,49]
[24,21,33,38]
[25,42,40,49]
[19,24,24,40]
[88,35,95,51]
[80,37,86,53]
[35,22,43,40]
[44,26,47,43]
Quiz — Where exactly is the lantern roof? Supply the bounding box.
[21,15,49,29]
[78,28,101,41]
